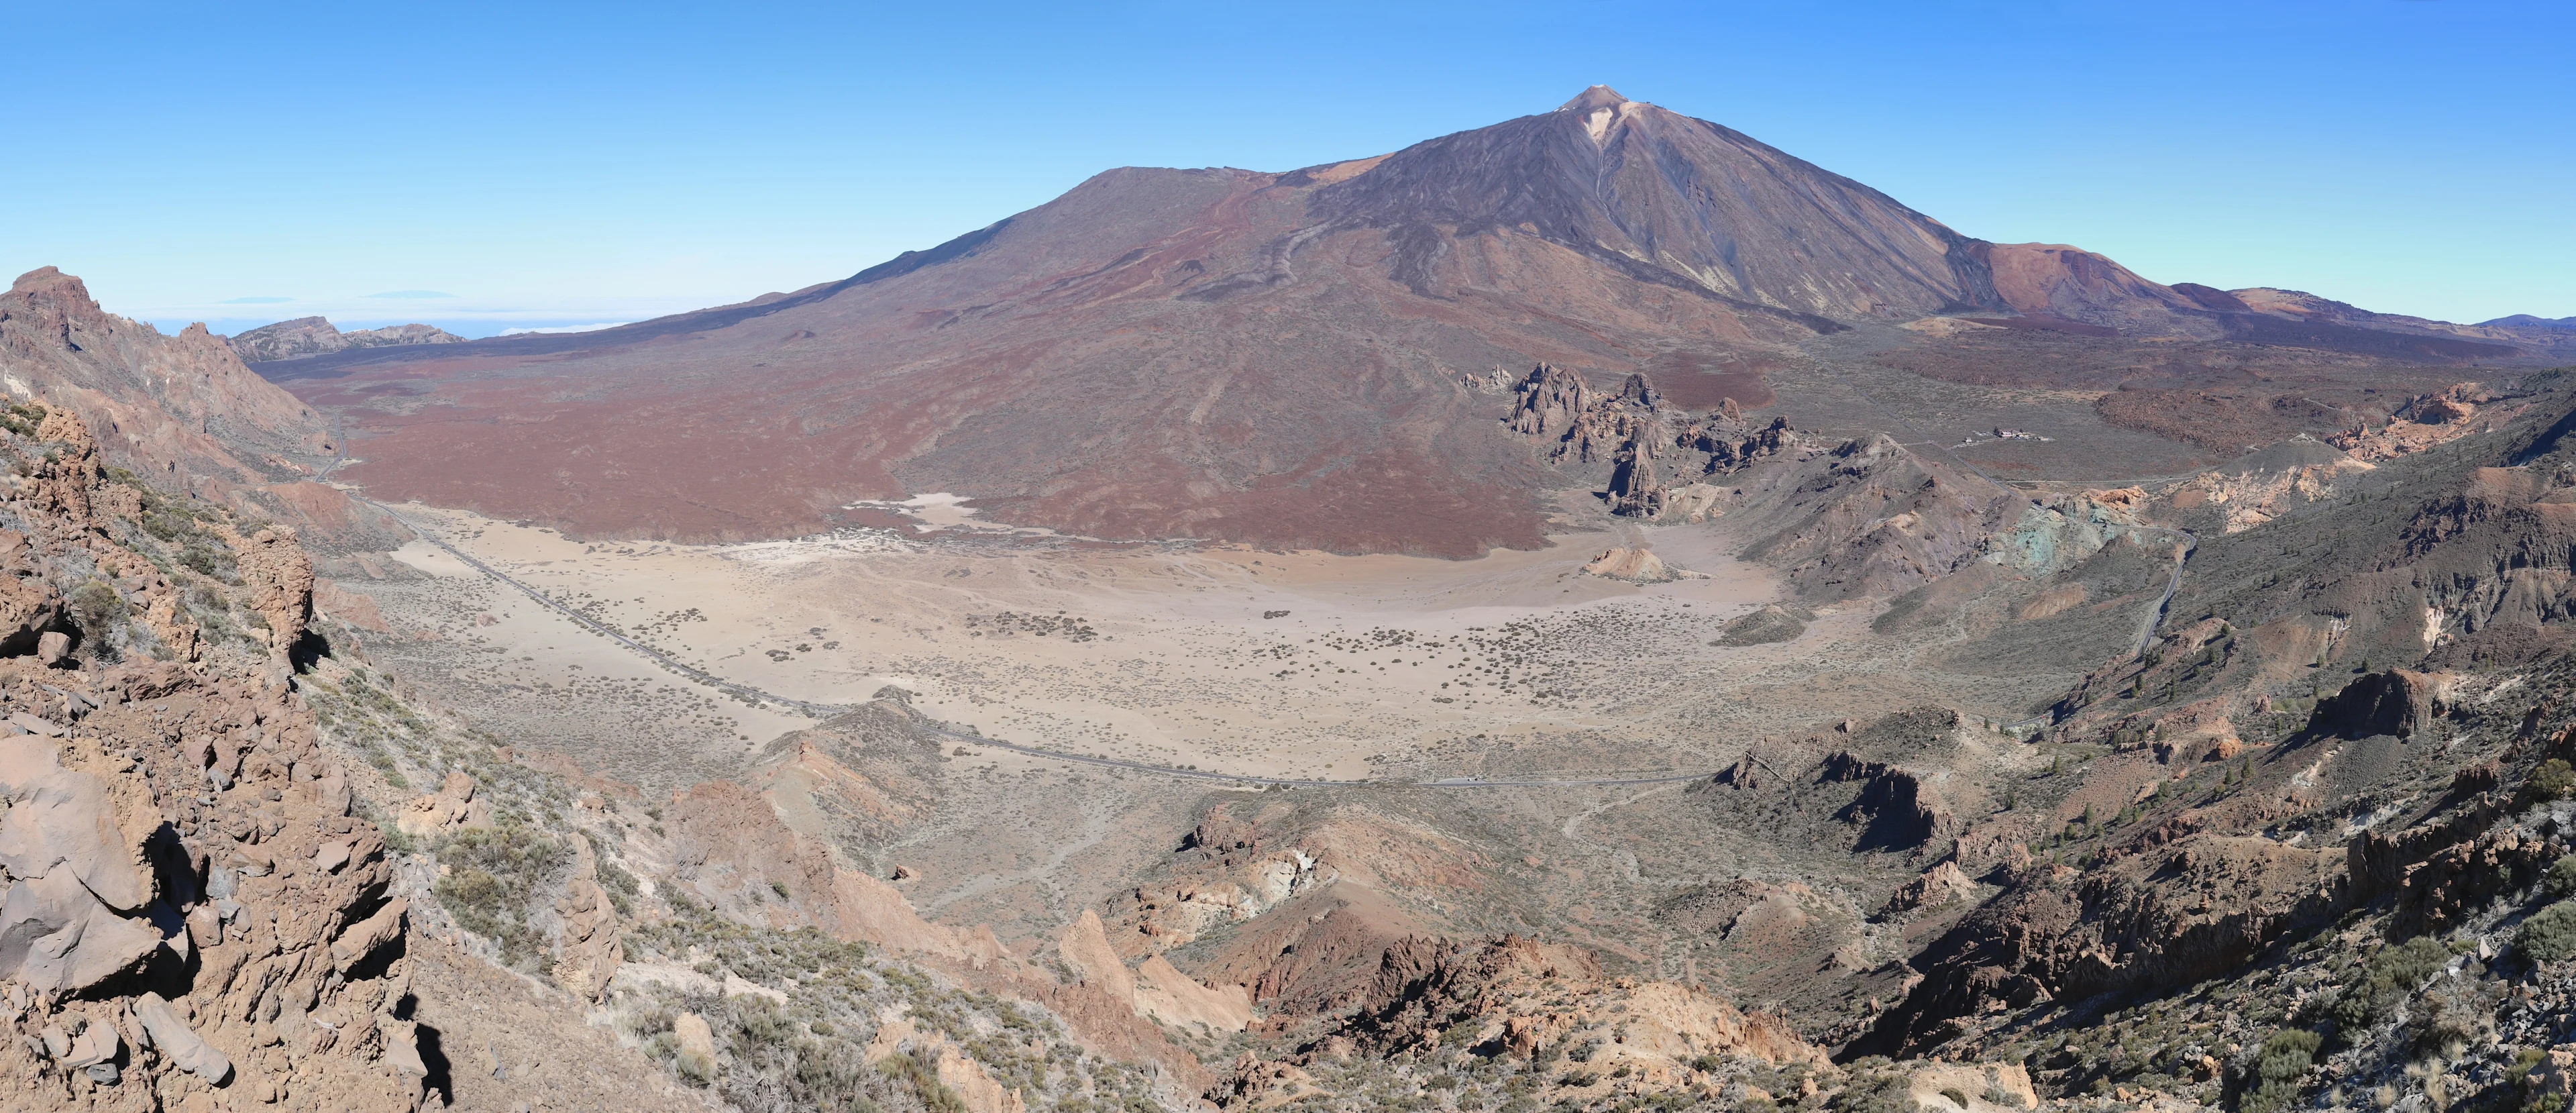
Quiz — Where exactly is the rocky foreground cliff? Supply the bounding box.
[0,401,434,1110]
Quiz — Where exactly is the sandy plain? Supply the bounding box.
[342,498,2070,781]
[327,495,2078,955]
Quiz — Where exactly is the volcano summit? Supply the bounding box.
[248,87,2561,553]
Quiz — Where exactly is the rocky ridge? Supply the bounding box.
[1,269,394,549]
[1819,368,2576,1113]
[225,319,464,365]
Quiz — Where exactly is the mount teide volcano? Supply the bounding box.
[257,87,2526,553]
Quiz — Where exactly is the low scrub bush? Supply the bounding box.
[2544,855,2576,901]
[2237,1028,2322,1113]
[2328,937,2447,1034]
[2531,759,2576,803]
[431,825,569,969]
[2521,899,2576,963]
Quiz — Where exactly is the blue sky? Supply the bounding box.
[7,1,2568,337]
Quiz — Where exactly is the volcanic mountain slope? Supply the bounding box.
[0,268,400,547]
[263,85,1983,553]
[239,85,2551,555]
[2,268,325,487]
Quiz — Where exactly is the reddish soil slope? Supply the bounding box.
[254,88,2556,553]
[258,89,2003,553]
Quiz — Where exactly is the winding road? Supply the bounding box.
[1997,524,2199,731]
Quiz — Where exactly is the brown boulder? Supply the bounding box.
[1880,861,1980,919]
[551,836,623,1001]
[0,576,62,657]
[142,594,200,661]
[0,869,161,992]
[0,759,155,910]
[133,991,233,1084]
[226,524,314,653]
[330,897,407,973]
[396,767,492,836]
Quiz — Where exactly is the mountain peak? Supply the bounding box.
[1558,85,1631,114]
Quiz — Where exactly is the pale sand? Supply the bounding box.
[345,501,2027,789]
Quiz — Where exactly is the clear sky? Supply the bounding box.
[9,1,2569,337]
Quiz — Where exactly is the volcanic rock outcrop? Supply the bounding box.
[1582,547,1700,583]
[0,411,429,1110]
[2,269,325,488]
[1503,363,1809,520]
[226,317,464,364]
[1,268,400,547]
[1732,433,2026,598]
[1217,932,1825,1109]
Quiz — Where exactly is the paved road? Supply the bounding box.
[2135,529,2200,657]
[1997,524,2198,732]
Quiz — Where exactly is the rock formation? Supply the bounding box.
[1865,831,2348,1057]
[550,835,623,1002]
[1,268,324,486]
[1218,933,1823,1108]
[1713,604,1807,646]
[2332,381,2520,462]
[1,268,406,548]
[1879,861,1980,920]
[1503,364,1813,524]
[222,523,314,659]
[0,544,425,1108]
[1056,910,1252,1035]
[1733,433,2026,598]
[2308,668,2451,739]
[226,317,465,364]
[394,769,492,837]
[1582,547,1701,583]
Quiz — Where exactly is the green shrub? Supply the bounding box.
[596,858,641,916]
[2532,759,2576,802]
[2237,1028,2322,1113]
[191,604,249,645]
[431,825,569,969]
[674,1047,717,1085]
[1828,1072,1916,1113]
[878,1050,967,1113]
[179,542,237,580]
[2328,937,2448,1033]
[70,580,122,637]
[0,402,47,439]
[2521,900,2576,963]
[2546,855,2576,901]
